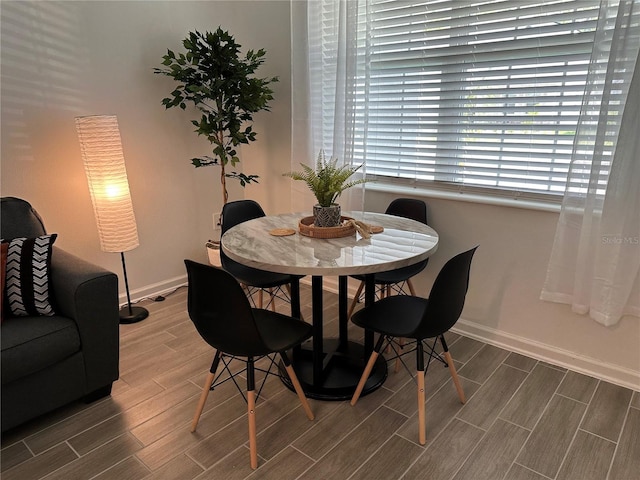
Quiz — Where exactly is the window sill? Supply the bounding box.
[365,182,561,213]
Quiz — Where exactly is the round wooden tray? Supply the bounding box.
[299,216,356,239]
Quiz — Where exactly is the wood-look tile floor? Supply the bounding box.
[2,285,639,480]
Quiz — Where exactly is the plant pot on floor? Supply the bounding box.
[313,204,341,227]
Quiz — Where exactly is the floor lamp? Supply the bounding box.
[76,115,149,324]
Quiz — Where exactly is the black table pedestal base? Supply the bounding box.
[279,339,387,401]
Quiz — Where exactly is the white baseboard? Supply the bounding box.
[118,274,187,307]
[453,319,640,392]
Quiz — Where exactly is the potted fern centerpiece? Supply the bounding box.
[284,151,368,227]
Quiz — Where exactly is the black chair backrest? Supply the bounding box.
[385,198,428,225]
[221,200,266,234]
[385,198,430,274]
[220,200,266,269]
[184,259,270,356]
[415,246,478,339]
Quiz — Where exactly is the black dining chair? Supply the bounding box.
[347,198,430,319]
[184,260,314,469]
[221,199,304,312]
[349,246,478,445]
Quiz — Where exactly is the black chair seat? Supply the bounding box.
[351,295,427,338]
[223,259,303,289]
[350,261,427,285]
[253,309,312,353]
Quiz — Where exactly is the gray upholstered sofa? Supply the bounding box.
[1,197,120,432]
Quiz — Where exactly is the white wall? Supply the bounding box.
[1,0,292,300]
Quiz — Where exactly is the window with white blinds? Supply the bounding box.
[329,0,604,199]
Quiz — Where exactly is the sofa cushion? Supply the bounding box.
[0,197,47,240]
[4,234,57,317]
[1,315,81,384]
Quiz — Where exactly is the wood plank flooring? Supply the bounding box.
[2,285,639,479]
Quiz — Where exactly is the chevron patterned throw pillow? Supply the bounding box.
[1,242,7,322]
[4,234,57,317]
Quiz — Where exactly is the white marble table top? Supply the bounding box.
[221,211,439,276]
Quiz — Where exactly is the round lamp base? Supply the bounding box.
[119,305,149,324]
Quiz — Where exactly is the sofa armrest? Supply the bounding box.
[50,247,119,393]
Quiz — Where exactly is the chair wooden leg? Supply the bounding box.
[418,370,426,445]
[258,289,264,309]
[284,364,315,420]
[280,350,314,420]
[417,341,426,445]
[444,350,466,404]
[351,334,387,406]
[191,372,215,432]
[407,278,417,296]
[350,351,379,406]
[440,336,465,404]
[191,351,222,433]
[247,357,258,469]
[347,281,364,319]
[248,389,258,469]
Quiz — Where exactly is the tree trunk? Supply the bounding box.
[217,130,229,205]
[220,162,228,205]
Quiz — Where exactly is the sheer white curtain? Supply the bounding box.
[291,0,367,213]
[542,0,640,326]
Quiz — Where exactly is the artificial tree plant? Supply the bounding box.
[154,27,278,204]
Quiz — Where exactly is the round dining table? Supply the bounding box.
[221,210,439,400]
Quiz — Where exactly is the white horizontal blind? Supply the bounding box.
[338,0,603,198]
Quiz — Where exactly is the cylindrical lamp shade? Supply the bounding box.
[76,115,139,253]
